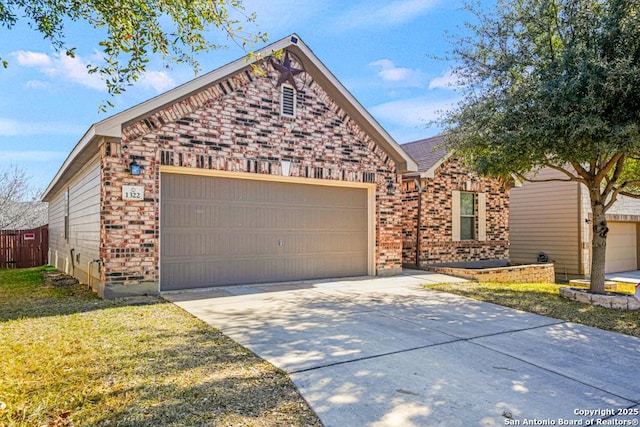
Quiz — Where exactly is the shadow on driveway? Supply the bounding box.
[165,270,640,427]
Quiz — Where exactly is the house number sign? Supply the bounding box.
[122,185,144,201]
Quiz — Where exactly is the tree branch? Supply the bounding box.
[602,153,626,199]
[568,160,591,182]
[619,191,640,199]
[595,152,624,185]
[545,162,587,184]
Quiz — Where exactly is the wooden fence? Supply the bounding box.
[0,225,48,268]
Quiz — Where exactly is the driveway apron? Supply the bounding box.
[164,270,640,427]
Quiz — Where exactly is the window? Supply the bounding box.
[280,84,296,117]
[459,192,476,240]
[452,190,486,242]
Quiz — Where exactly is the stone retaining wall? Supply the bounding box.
[427,263,555,283]
[560,287,640,310]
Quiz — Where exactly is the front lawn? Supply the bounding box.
[424,282,640,338]
[0,267,321,427]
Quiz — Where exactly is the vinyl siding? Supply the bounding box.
[48,156,101,284]
[510,168,581,276]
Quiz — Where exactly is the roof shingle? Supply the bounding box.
[401,134,449,173]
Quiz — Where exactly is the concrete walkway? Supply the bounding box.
[164,270,640,427]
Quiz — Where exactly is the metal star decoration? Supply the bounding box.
[270,52,304,90]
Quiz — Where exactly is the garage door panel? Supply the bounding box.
[605,222,637,273]
[161,253,366,289]
[162,229,367,258]
[161,174,369,291]
[163,201,366,230]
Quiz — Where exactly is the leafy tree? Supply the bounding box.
[0,0,266,110]
[443,0,640,294]
[0,166,47,230]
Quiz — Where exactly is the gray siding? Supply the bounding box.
[509,168,582,276]
[48,156,101,284]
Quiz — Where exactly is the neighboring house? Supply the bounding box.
[400,135,510,268]
[41,34,417,298]
[510,167,640,278]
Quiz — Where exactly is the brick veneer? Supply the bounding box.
[402,157,509,267]
[98,59,402,290]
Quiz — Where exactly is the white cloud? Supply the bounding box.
[14,51,52,67]
[13,50,178,94]
[12,50,104,90]
[24,80,51,90]
[335,0,439,30]
[429,69,464,90]
[0,118,84,137]
[139,70,176,93]
[369,97,458,128]
[370,59,424,87]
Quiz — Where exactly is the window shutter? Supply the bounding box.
[452,190,460,241]
[478,192,487,241]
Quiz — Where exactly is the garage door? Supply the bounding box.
[160,173,369,291]
[605,222,638,273]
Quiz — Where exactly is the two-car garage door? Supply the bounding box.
[160,173,370,291]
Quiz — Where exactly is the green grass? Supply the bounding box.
[0,267,321,427]
[424,281,640,338]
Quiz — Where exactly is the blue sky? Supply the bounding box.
[0,0,477,190]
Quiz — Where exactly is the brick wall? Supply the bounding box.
[99,59,402,289]
[402,157,509,267]
[427,263,555,283]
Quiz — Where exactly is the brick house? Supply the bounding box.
[42,34,418,298]
[401,135,510,268]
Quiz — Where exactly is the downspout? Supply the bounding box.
[414,179,423,268]
[70,248,75,275]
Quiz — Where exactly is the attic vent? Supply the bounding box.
[280,84,296,118]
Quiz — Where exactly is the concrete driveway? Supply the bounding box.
[164,270,640,427]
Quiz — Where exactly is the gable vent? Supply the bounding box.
[281,84,296,118]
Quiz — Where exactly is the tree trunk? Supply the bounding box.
[589,200,608,294]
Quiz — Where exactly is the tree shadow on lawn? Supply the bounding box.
[0,267,163,322]
[74,325,320,426]
[1,276,321,426]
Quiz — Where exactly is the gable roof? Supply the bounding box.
[43,34,417,201]
[401,134,450,178]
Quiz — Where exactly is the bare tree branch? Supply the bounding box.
[0,166,47,230]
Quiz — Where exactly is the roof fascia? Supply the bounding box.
[42,126,101,201]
